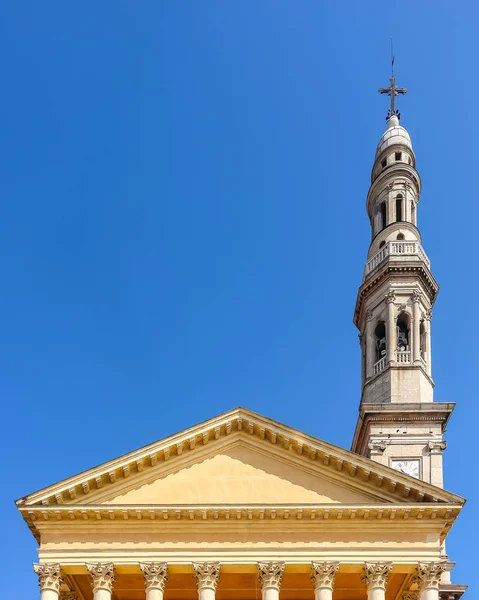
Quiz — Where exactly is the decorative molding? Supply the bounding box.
[386,291,396,304]
[310,561,339,591]
[140,562,169,592]
[428,440,447,455]
[401,592,420,600]
[411,289,422,303]
[33,563,63,593]
[368,440,387,455]
[366,309,374,322]
[425,307,433,321]
[414,562,447,591]
[86,562,117,592]
[60,593,79,600]
[192,562,220,591]
[258,561,285,590]
[361,562,392,591]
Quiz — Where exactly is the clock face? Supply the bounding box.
[391,459,420,479]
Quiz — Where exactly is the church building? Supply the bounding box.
[17,75,467,600]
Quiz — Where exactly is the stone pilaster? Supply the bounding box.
[361,562,392,600]
[310,562,339,600]
[258,562,285,600]
[86,563,117,600]
[412,290,422,364]
[415,562,447,600]
[193,562,220,600]
[140,563,169,600]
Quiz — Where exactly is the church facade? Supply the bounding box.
[17,77,467,600]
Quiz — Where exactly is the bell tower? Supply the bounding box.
[351,73,454,488]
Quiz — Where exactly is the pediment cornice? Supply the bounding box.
[16,408,464,510]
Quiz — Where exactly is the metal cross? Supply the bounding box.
[379,74,407,120]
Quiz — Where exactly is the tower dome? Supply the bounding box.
[375,114,413,158]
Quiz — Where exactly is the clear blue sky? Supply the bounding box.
[2,1,477,597]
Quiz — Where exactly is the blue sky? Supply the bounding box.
[1,1,477,597]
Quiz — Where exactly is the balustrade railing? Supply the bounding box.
[373,356,387,376]
[364,240,430,277]
[396,350,411,363]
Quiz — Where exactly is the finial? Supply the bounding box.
[378,40,407,121]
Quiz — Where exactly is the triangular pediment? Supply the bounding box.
[17,408,464,508]
[103,442,375,505]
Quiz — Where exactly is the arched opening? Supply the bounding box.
[379,240,386,249]
[396,233,405,240]
[420,321,426,360]
[375,321,386,362]
[396,194,403,222]
[380,201,387,230]
[396,312,410,351]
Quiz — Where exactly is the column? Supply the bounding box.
[193,562,220,600]
[33,563,63,600]
[415,562,447,600]
[310,561,339,600]
[365,310,374,379]
[86,563,117,600]
[412,291,421,363]
[361,562,392,600]
[140,563,168,600]
[386,292,396,364]
[258,562,285,600]
[425,309,432,376]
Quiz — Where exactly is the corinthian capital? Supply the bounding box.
[86,562,117,592]
[258,562,285,590]
[33,563,63,593]
[411,289,422,303]
[361,562,392,591]
[310,561,339,590]
[414,562,447,591]
[401,592,420,600]
[140,562,169,592]
[192,562,220,591]
[386,291,396,304]
[60,593,79,600]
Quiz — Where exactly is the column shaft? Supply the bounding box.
[262,587,279,600]
[94,591,111,600]
[146,591,163,600]
[412,300,421,363]
[426,318,432,375]
[40,591,58,600]
[365,314,374,378]
[314,588,332,600]
[368,589,386,600]
[386,296,396,363]
[421,589,439,600]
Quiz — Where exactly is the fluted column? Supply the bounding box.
[34,563,63,600]
[86,563,117,600]
[193,562,220,600]
[415,562,447,600]
[258,562,285,600]
[140,563,169,600]
[310,561,339,600]
[412,291,421,363]
[386,292,396,364]
[361,562,392,600]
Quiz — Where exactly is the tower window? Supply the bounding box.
[379,240,386,249]
[380,201,387,230]
[396,233,405,240]
[395,152,401,161]
[381,158,387,168]
[396,194,403,222]
[375,321,386,361]
[396,313,410,351]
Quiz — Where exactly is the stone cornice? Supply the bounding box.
[20,503,462,545]
[16,408,463,514]
[351,403,456,458]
